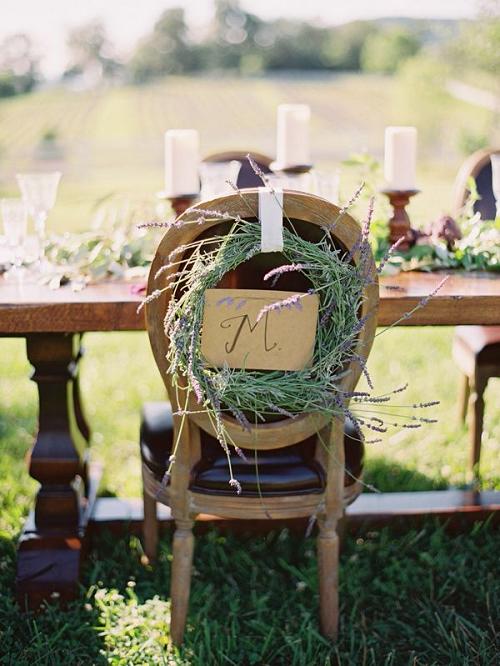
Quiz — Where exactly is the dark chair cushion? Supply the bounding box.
[140,402,364,496]
[454,326,500,364]
[139,402,175,478]
[473,161,496,222]
[236,159,271,189]
[191,444,325,496]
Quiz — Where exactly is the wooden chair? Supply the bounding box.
[142,190,379,645]
[452,148,500,480]
[203,150,272,189]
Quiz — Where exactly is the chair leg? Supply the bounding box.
[467,373,487,482]
[142,484,159,562]
[170,519,195,646]
[317,517,340,641]
[458,373,470,423]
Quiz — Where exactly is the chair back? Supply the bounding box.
[203,151,272,189]
[146,190,379,451]
[453,148,499,220]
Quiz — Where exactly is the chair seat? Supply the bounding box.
[453,326,500,366]
[140,402,364,497]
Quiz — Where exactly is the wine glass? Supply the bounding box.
[266,171,313,193]
[16,171,61,269]
[1,198,28,281]
[490,154,500,219]
[199,161,241,199]
[312,169,341,204]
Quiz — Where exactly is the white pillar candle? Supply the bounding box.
[164,129,200,197]
[384,126,418,190]
[276,104,311,168]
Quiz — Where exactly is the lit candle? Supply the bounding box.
[276,104,311,168]
[164,129,200,197]
[384,126,417,190]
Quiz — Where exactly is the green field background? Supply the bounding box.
[0,72,499,665]
[0,73,498,516]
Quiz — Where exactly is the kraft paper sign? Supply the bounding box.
[201,289,319,371]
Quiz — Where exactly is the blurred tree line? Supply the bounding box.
[0,34,39,97]
[0,0,498,97]
[128,1,421,82]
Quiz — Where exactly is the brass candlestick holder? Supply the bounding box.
[381,188,420,250]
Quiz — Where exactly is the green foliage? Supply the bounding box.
[395,54,450,148]
[130,9,198,83]
[457,128,489,157]
[361,27,421,74]
[126,4,433,81]
[0,72,17,98]
[322,21,377,70]
[41,195,163,288]
[65,20,121,80]
[448,0,500,77]
[0,33,39,97]
[258,21,330,71]
[0,522,498,664]
[378,219,500,274]
[40,126,59,143]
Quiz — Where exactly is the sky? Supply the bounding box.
[0,0,478,77]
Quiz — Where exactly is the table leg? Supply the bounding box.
[74,333,91,493]
[16,333,98,609]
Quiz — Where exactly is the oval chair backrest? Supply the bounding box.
[146,190,379,450]
[203,151,272,189]
[453,148,499,221]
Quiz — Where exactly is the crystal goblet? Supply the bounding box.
[1,198,28,280]
[312,169,341,204]
[199,161,241,200]
[16,171,61,269]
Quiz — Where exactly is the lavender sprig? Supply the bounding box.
[263,263,309,285]
[256,290,313,322]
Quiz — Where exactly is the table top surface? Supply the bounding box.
[1,270,499,333]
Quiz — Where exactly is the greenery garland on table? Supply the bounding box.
[40,194,164,289]
[144,182,441,494]
[343,155,500,274]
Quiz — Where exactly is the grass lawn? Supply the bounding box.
[0,74,499,663]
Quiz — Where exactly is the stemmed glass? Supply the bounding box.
[1,198,28,281]
[199,161,241,199]
[16,172,61,269]
[266,171,313,193]
[312,169,341,204]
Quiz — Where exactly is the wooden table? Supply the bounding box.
[2,271,500,333]
[1,270,499,607]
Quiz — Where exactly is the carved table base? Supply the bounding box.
[16,333,97,609]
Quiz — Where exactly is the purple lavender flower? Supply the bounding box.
[229,478,242,494]
[136,289,164,314]
[263,263,309,286]
[234,446,249,462]
[191,207,233,220]
[256,291,313,322]
[377,236,406,274]
[246,154,269,186]
[269,404,297,419]
[352,352,374,389]
[231,407,252,432]
[320,300,337,326]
